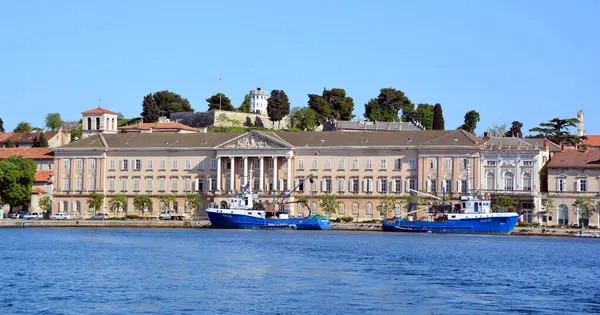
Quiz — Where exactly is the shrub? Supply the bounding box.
[335,216,354,223]
[125,214,141,220]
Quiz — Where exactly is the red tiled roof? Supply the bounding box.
[546,150,600,168]
[583,135,600,147]
[119,122,199,132]
[82,107,117,115]
[0,148,54,159]
[31,187,48,194]
[35,170,53,182]
[0,132,58,143]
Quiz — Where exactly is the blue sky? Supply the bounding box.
[1,0,599,135]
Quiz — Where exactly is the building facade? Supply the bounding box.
[0,131,71,148]
[546,150,600,227]
[52,130,480,220]
[249,88,268,115]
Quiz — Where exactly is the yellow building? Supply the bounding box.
[52,130,480,220]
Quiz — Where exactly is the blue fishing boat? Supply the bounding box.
[205,175,331,230]
[382,189,519,234]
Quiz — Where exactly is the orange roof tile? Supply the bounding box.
[35,170,53,182]
[31,187,48,194]
[0,132,58,144]
[0,148,54,159]
[583,135,600,148]
[82,107,117,115]
[119,122,199,132]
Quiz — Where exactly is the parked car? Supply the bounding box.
[23,212,44,220]
[91,213,109,220]
[159,210,186,220]
[14,211,30,219]
[50,213,73,220]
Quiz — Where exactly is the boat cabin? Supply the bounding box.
[459,195,492,214]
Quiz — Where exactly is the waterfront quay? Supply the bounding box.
[0,219,594,237]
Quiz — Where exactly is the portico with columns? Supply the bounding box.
[213,131,295,194]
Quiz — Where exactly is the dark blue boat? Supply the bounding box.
[383,191,519,234]
[205,175,331,230]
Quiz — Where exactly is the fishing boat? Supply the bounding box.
[205,175,331,230]
[382,189,520,234]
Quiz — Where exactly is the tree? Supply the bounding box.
[185,193,201,214]
[290,107,318,131]
[38,196,52,214]
[432,103,445,130]
[206,93,234,111]
[109,194,127,215]
[45,113,63,131]
[239,94,250,113]
[14,122,33,132]
[133,195,153,218]
[308,88,354,122]
[160,194,176,210]
[319,194,337,217]
[32,131,49,148]
[572,198,596,227]
[140,90,193,122]
[377,196,397,218]
[267,90,290,128]
[505,121,524,138]
[0,156,36,211]
[0,118,4,132]
[491,195,516,213]
[529,118,581,145]
[415,104,434,130]
[71,123,82,141]
[486,123,508,137]
[364,88,413,122]
[541,198,555,222]
[458,110,480,134]
[87,193,105,214]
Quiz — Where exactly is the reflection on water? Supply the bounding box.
[1,228,599,314]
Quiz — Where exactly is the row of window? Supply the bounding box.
[59,200,198,214]
[305,201,403,216]
[556,178,593,193]
[108,159,219,171]
[485,172,533,191]
[63,159,96,171]
[485,160,534,166]
[298,158,416,171]
[62,176,96,191]
[429,158,470,170]
[296,177,417,193]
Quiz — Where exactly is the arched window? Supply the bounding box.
[504,172,514,190]
[394,203,401,216]
[63,201,69,213]
[96,117,100,130]
[112,118,116,131]
[87,117,92,131]
[159,200,166,210]
[486,172,495,190]
[366,202,373,216]
[558,204,568,225]
[173,201,178,212]
[310,201,318,214]
[522,173,532,191]
[185,200,191,213]
[75,201,81,214]
[220,200,228,209]
[106,118,110,131]
[338,202,345,215]
[352,202,359,215]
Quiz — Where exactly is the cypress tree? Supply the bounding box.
[433,103,445,130]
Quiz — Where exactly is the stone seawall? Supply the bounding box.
[1,220,595,237]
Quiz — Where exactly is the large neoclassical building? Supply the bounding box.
[52,130,481,220]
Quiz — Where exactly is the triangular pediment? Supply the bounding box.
[216,131,292,149]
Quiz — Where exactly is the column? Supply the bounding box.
[243,157,248,186]
[230,156,235,191]
[216,157,222,191]
[287,156,292,191]
[259,157,264,192]
[272,156,278,191]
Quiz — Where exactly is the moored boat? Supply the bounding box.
[205,175,331,230]
[382,190,519,234]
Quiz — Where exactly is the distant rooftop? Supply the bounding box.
[324,120,424,132]
[81,107,117,115]
[479,137,561,152]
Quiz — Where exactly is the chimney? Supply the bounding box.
[483,132,490,140]
[543,139,550,152]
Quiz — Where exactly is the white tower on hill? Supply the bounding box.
[249,88,268,115]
